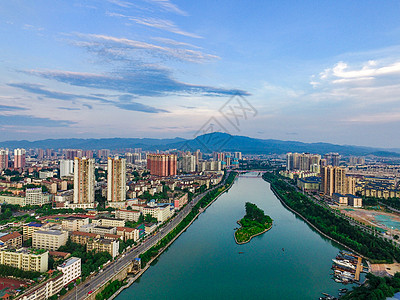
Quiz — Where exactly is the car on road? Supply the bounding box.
[85,283,90,287]
[88,291,93,295]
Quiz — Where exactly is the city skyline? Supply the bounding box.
[1,1,400,147]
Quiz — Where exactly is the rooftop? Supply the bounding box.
[58,257,81,268]
[35,229,65,236]
[94,226,115,230]
[0,232,22,242]
[26,222,43,228]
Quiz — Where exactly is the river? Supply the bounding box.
[117,173,358,299]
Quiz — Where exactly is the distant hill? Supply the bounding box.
[0,133,399,157]
[0,137,186,150]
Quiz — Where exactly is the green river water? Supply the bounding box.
[117,173,359,299]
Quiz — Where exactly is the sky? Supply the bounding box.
[1,1,400,148]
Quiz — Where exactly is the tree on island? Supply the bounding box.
[245,202,271,224]
[235,202,273,244]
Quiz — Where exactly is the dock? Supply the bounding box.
[354,256,362,281]
[332,251,364,284]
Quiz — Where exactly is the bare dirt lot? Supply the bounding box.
[339,207,400,236]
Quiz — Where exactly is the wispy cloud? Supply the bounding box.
[57,107,81,111]
[0,115,75,127]
[151,37,201,48]
[8,82,168,113]
[0,105,27,111]
[107,0,133,8]
[72,33,217,63]
[346,111,400,123]
[22,24,44,31]
[8,82,110,102]
[25,68,250,97]
[132,17,200,38]
[144,0,188,16]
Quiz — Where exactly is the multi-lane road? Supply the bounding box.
[65,173,231,300]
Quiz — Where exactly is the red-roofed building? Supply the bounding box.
[116,227,139,242]
[0,232,22,248]
[70,231,98,245]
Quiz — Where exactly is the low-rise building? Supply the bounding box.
[0,195,26,206]
[296,176,321,192]
[0,247,48,272]
[91,226,117,236]
[332,193,348,206]
[142,202,173,223]
[61,216,90,232]
[0,232,22,248]
[115,209,141,222]
[57,257,81,286]
[144,223,157,234]
[25,188,51,206]
[346,194,363,208]
[32,229,68,251]
[107,201,126,209]
[93,217,125,228]
[17,273,64,300]
[23,222,44,241]
[116,227,139,242]
[173,193,188,210]
[70,231,98,245]
[87,238,119,258]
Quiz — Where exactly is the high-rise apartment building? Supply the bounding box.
[180,155,196,173]
[0,149,9,170]
[324,153,340,166]
[14,148,26,169]
[147,154,177,177]
[320,166,347,196]
[107,157,126,202]
[97,149,110,159]
[286,153,321,171]
[73,157,95,209]
[64,149,82,160]
[234,152,242,160]
[60,159,74,177]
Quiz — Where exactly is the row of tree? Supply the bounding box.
[95,279,125,300]
[263,172,400,263]
[0,263,40,280]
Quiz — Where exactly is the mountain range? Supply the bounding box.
[0,133,399,157]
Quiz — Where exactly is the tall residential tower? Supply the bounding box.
[73,157,95,209]
[107,157,126,203]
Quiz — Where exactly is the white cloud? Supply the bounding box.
[317,60,400,83]
[107,0,133,8]
[144,0,188,16]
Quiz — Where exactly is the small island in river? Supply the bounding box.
[235,202,273,244]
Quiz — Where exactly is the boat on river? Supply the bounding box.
[332,259,356,270]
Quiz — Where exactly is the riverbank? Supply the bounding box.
[109,172,238,300]
[265,176,367,259]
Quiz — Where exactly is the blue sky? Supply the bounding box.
[1,1,400,148]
